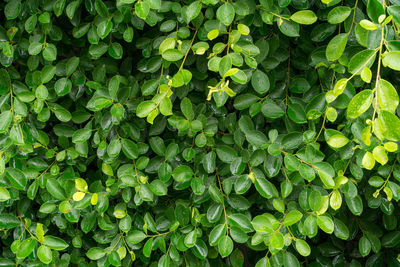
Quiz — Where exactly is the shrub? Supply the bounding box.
[1,0,400,266]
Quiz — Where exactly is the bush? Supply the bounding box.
[1,0,400,266]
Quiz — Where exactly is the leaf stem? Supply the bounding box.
[216,169,229,235]
[372,24,385,121]
[179,28,198,71]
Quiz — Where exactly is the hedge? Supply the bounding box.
[1,0,400,266]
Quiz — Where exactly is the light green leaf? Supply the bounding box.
[291,10,317,25]
[317,215,334,234]
[327,6,352,24]
[347,90,374,119]
[37,245,52,264]
[162,49,184,61]
[216,3,235,26]
[218,236,233,258]
[283,210,303,226]
[326,33,347,61]
[377,79,399,113]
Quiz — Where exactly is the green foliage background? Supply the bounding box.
[1,0,400,266]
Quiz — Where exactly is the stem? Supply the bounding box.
[372,25,385,121]
[36,160,56,180]
[17,216,42,244]
[216,169,229,235]
[107,234,122,255]
[376,159,396,194]
[314,110,327,142]
[146,230,171,237]
[179,28,198,71]
[347,0,359,35]
[284,45,291,112]
[226,24,232,55]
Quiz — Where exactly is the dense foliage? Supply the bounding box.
[3,0,400,266]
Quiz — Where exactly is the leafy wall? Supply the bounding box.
[1,0,400,266]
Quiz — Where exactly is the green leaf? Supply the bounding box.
[136,100,156,118]
[95,0,109,17]
[54,78,72,96]
[379,110,400,141]
[359,236,371,257]
[346,195,364,215]
[383,51,400,71]
[127,230,147,244]
[89,43,109,57]
[108,42,123,59]
[159,97,172,116]
[295,239,311,256]
[348,49,376,74]
[218,236,233,258]
[37,245,52,264]
[255,177,279,199]
[0,214,20,229]
[41,65,56,84]
[86,247,106,260]
[347,90,374,119]
[135,1,150,20]
[314,162,335,189]
[184,1,202,24]
[278,20,300,37]
[6,168,27,190]
[43,44,57,61]
[72,129,92,143]
[288,103,307,124]
[5,0,21,20]
[172,165,193,182]
[0,187,11,202]
[0,110,12,133]
[362,151,375,170]
[326,33,347,61]
[291,10,317,25]
[377,79,399,113]
[46,178,66,200]
[17,238,36,259]
[327,134,349,149]
[367,0,385,23]
[270,231,284,249]
[53,105,72,122]
[28,42,43,55]
[184,230,197,248]
[334,218,350,240]
[121,139,138,159]
[209,224,226,246]
[228,214,254,233]
[44,236,69,250]
[216,145,238,163]
[388,6,400,24]
[162,49,184,61]
[159,38,175,55]
[251,70,270,94]
[283,252,300,267]
[283,210,303,226]
[143,238,153,257]
[317,215,334,234]
[246,130,268,149]
[0,69,11,94]
[234,94,259,110]
[97,20,113,39]
[150,179,167,196]
[181,97,194,120]
[327,6,352,24]
[216,3,235,26]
